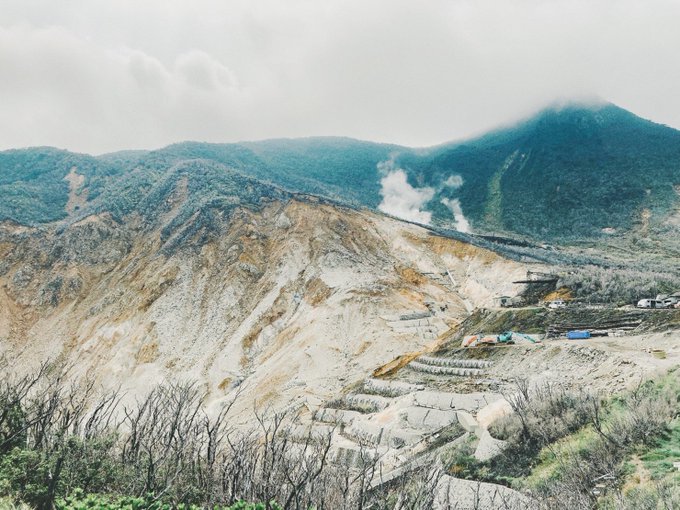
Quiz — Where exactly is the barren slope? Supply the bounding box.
[0,197,529,420]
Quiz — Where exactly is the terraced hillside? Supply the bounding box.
[286,321,679,508]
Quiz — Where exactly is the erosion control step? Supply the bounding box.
[345,393,392,412]
[408,362,484,377]
[416,356,492,369]
[362,378,424,397]
[314,408,362,425]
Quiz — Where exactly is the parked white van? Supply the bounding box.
[637,299,668,309]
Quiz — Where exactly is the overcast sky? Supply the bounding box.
[2,0,680,154]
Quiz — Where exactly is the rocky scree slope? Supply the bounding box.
[0,161,530,421]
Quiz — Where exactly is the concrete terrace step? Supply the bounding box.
[332,443,381,467]
[386,427,427,448]
[343,421,426,449]
[362,378,424,397]
[345,393,392,412]
[414,391,502,412]
[313,407,362,426]
[434,475,532,510]
[408,362,484,377]
[285,423,336,442]
[404,406,458,430]
[369,433,472,490]
[416,356,492,369]
[342,421,384,446]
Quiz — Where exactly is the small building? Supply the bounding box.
[494,296,522,308]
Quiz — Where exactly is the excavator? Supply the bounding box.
[461,331,539,348]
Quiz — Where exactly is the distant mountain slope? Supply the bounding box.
[147,137,401,206]
[1,102,679,241]
[414,103,680,239]
[0,147,119,224]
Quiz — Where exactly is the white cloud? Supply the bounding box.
[1,1,680,153]
[0,24,255,153]
[378,166,434,225]
[175,50,238,91]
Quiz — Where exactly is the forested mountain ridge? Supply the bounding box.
[2,102,679,242]
[415,102,680,239]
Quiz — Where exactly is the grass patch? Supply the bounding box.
[520,425,600,490]
[512,369,680,503]
[639,418,680,482]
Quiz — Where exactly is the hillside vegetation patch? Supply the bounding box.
[440,370,680,508]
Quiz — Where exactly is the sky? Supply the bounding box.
[1,0,680,154]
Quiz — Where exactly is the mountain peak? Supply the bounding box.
[524,99,660,132]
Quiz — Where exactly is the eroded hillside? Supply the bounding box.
[0,194,530,420]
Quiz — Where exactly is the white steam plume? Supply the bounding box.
[443,174,464,189]
[441,198,471,233]
[377,159,434,225]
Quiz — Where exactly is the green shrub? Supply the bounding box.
[0,448,51,508]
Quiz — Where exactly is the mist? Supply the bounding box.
[1,1,680,153]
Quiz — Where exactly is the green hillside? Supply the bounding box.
[416,103,680,239]
[0,148,119,224]
[1,102,679,242]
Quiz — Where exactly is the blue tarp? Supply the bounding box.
[567,330,591,339]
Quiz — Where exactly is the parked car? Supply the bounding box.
[637,298,669,309]
[547,300,566,309]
